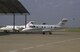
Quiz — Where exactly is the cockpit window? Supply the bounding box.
[29,26,35,28]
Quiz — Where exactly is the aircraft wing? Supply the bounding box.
[16,27,24,30]
[42,29,52,32]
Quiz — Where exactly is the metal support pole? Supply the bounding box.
[13,13,15,32]
[25,15,27,28]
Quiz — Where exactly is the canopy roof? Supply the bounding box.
[0,0,30,14]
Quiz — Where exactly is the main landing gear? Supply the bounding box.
[4,30,20,33]
[42,32,52,35]
[4,30,9,33]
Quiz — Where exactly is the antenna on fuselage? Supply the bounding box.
[42,23,46,25]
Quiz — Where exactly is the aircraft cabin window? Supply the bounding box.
[36,26,38,28]
[54,27,57,28]
[44,26,46,28]
[42,26,45,28]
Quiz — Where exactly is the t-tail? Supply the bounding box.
[57,18,68,27]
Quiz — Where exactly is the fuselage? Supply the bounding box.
[22,24,61,32]
[22,18,68,33]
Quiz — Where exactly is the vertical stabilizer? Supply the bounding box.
[57,18,68,26]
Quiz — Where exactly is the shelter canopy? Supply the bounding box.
[0,0,30,14]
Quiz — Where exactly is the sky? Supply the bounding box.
[0,0,80,27]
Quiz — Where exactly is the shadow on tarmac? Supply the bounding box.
[0,32,10,36]
[0,32,43,36]
[0,32,67,36]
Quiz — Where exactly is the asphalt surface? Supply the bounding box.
[0,32,80,52]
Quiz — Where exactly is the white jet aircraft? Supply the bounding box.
[21,18,68,34]
[0,25,26,32]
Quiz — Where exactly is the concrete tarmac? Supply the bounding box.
[0,32,80,52]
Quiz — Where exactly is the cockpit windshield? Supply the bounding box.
[29,26,35,28]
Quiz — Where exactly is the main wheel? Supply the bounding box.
[4,30,9,33]
[43,32,45,35]
[49,32,52,35]
[14,30,20,32]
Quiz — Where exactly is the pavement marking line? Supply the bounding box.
[9,50,18,52]
[8,38,80,52]
[45,43,53,45]
[22,38,80,51]
[67,38,80,41]
[52,38,80,44]
[22,47,35,50]
[44,38,80,46]
[35,45,45,47]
